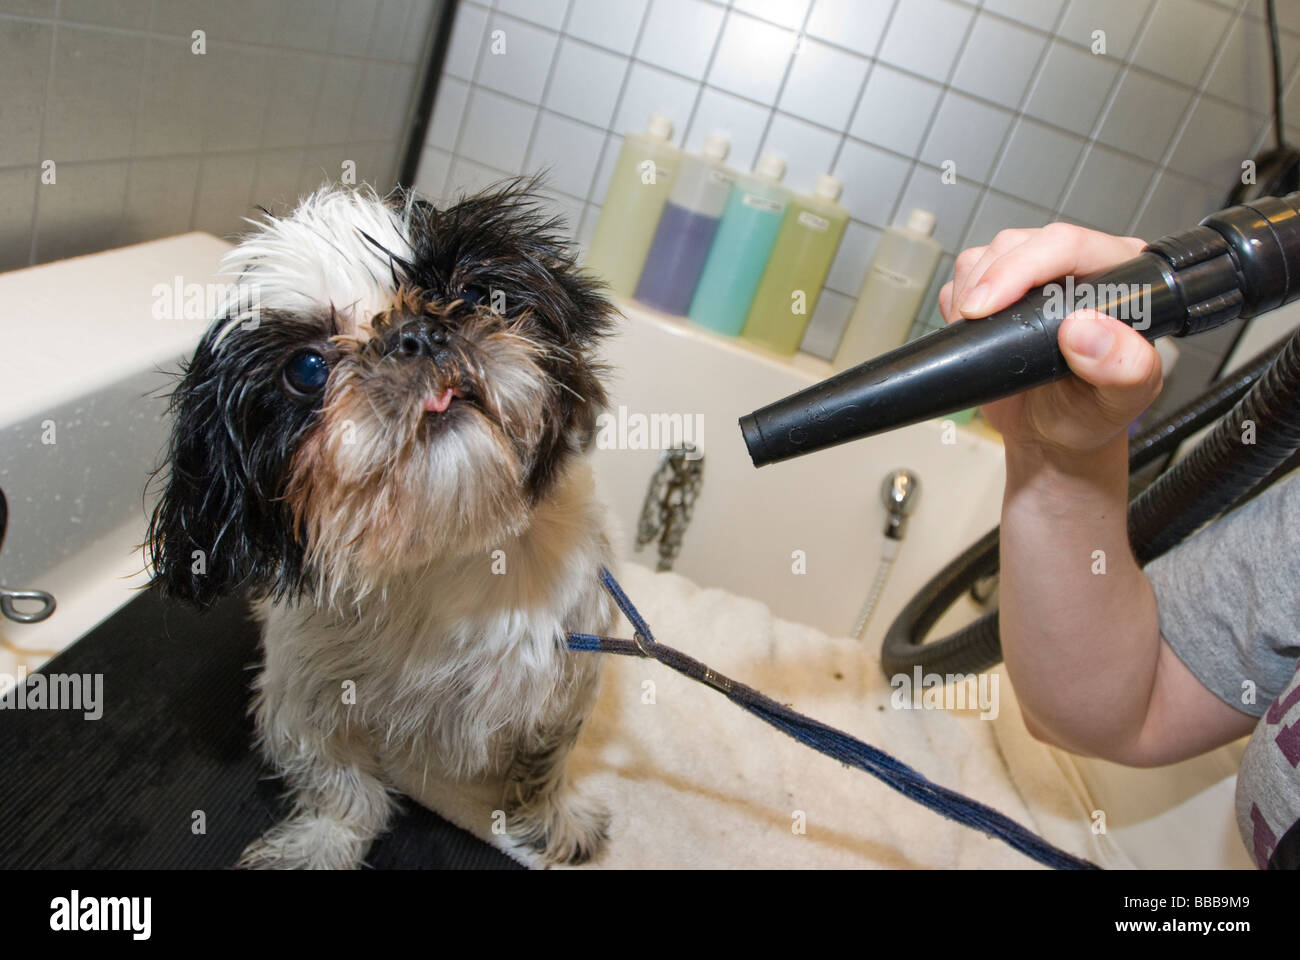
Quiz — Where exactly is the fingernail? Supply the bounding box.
[961,283,990,315]
[1067,316,1114,359]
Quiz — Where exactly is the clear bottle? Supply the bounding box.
[742,173,849,355]
[585,113,681,297]
[633,132,735,315]
[833,209,942,371]
[688,153,789,337]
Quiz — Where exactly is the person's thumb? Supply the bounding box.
[1058,309,1163,427]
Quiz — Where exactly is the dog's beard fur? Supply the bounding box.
[147,179,620,867]
[287,296,550,603]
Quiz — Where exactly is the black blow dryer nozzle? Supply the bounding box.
[740,192,1300,467]
[740,297,1071,466]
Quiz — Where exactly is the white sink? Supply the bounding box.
[0,233,230,671]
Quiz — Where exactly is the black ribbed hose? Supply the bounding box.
[1129,327,1300,560]
[879,330,1300,677]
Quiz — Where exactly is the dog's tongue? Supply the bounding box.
[424,387,457,414]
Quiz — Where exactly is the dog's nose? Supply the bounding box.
[392,319,450,360]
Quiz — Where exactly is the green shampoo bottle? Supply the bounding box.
[742,174,848,355]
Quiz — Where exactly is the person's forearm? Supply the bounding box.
[999,435,1162,758]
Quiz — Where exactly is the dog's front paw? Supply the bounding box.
[507,791,610,867]
[237,814,369,870]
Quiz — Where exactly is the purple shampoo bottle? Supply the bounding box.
[634,133,734,315]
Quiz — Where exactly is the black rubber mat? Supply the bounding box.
[0,588,521,869]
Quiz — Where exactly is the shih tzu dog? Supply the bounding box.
[146,179,619,868]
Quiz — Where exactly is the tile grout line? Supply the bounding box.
[411,70,1241,201]
[403,0,454,196]
[339,0,387,195]
[27,0,62,266]
[382,0,422,187]
[679,0,731,161]
[183,42,208,230]
[1049,0,1160,232]
[1,0,1291,93]
[574,0,658,238]
[469,1,1252,235]
[12,2,449,262]
[4,139,433,173]
[437,6,1285,199]
[1133,0,1254,416]
[883,0,986,241]
[135,0,1297,73]
[752,1,821,171]
[184,0,248,231]
[13,0,1286,271]
[1125,0,1245,236]
[1037,0,1089,217]
[952,0,1072,254]
[828,0,902,172]
[293,0,345,199]
[249,5,358,217]
[519,0,575,186]
[828,0,988,354]
[0,10,442,67]
[118,0,157,243]
[0,73,1246,206]
[444,1,500,201]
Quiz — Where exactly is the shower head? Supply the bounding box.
[849,468,921,641]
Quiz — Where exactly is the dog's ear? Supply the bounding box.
[147,337,255,606]
[146,331,306,607]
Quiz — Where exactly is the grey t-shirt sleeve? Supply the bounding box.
[1144,471,1300,717]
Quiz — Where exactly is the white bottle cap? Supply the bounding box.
[756,152,786,181]
[647,113,673,141]
[703,131,730,161]
[905,208,936,236]
[814,174,842,201]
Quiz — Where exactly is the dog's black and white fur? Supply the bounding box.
[147,180,619,868]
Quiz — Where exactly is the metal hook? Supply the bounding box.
[0,586,56,624]
[0,488,57,624]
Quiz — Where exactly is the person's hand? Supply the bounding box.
[938,223,1160,457]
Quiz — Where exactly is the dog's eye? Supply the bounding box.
[458,284,488,306]
[283,349,329,397]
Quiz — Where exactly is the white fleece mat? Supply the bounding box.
[406,564,1133,869]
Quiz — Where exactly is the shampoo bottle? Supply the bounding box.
[633,132,735,314]
[585,113,680,297]
[833,209,942,372]
[687,153,789,336]
[741,173,848,355]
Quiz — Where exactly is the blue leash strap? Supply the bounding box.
[567,567,1099,871]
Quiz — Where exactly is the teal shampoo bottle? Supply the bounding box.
[688,153,789,336]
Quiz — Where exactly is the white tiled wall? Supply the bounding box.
[417,0,1300,412]
[0,0,440,269]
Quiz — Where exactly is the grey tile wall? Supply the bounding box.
[0,0,441,270]
[417,0,1300,417]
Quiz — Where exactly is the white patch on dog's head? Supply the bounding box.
[214,185,415,348]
